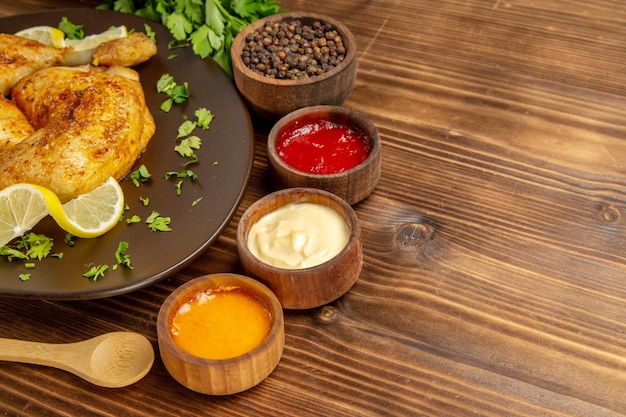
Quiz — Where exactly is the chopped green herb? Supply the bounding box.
[174,180,183,195]
[140,196,150,206]
[146,211,160,223]
[156,74,189,111]
[130,164,151,187]
[115,241,133,269]
[156,73,175,93]
[126,214,142,224]
[25,263,36,269]
[65,234,75,247]
[19,274,31,282]
[0,246,28,261]
[23,233,53,260]
[195,108,214,129]
[161,99,173,112]
[26,243,50,260]
[146,211,172,232]
[183,169,198,179]
[169,83,190,103]
[192,197,203,207]
[165,170,197,195]
[177,120,197,138]
[83,265,109,281]
[183,153,199,167]
[0,232,53,262]
[175,136,202,158]
[167,39,188,50]
[165,170,197,180]
[144,23,156,42]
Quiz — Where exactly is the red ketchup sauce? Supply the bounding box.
[276,119,371,174]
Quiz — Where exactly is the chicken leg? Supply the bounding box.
[0,32,157,96]
[0,65,155,202]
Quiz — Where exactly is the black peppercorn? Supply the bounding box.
[241,19,347,80]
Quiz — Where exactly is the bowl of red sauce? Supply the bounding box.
[157,273,284,395]
[268,105,381,205]
[236,187,363,309]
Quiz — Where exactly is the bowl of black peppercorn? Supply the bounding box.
[230,12,357,121]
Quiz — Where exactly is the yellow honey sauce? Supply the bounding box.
[169,285,272,360]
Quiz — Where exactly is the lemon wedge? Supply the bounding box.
[0,178,124,246]
[64,25,128,52]
[0,184,50,246]
[43,177,125,238]
[14,26,66,48]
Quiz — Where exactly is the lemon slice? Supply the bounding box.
[64,25,128,52]
[0,178,124,246]
[14,26,66,48]
[46,177,125,239]
[0,185,50,247]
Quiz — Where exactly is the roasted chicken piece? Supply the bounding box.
[0,95,34,148]
[0,34,65,96]
[0,65,155,202]
[92,32,157,67]
[0,32,157,96]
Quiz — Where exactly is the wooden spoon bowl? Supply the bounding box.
[157,273,284,395]
[230,12,357,120]
[0,332,154,388]
[237,188,363,309]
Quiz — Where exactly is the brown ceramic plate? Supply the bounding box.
[0,9,254,299]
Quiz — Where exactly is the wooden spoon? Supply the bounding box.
[0,332,154,388]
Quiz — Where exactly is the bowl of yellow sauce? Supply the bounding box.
[237,187,362,309]
[157,273,284,395]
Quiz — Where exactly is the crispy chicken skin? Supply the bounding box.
[0,66,155,202]
[0,32,158,96]
[92,32,157,67]
[0,34,65,96]
[0,95,34,148]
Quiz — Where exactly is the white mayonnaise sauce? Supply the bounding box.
[247,202,350,269]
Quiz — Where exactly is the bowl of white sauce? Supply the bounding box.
[236,187,362,309]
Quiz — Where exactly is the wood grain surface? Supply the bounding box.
[1,0,625,416]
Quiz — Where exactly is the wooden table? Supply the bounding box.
[1,0,625,415]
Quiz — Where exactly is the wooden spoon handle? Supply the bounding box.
[0,338,77,370]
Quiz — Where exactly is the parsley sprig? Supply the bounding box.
[83,265,109,281]
[114,241,133,269]
[130,164,152,187]
[97,0,281,75]
[146,211,172,232]
[58,16,85,39]
[156,73,189,112]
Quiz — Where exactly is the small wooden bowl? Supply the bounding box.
[230,12,357,120]
[236,188,363,309]
[268,105,381,205]
[157,273,284,395]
